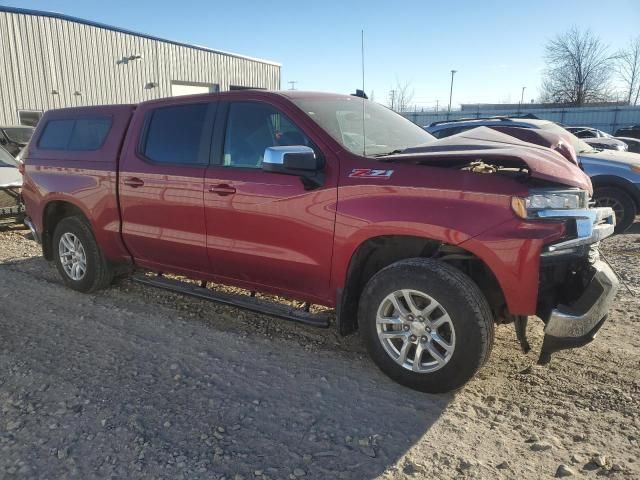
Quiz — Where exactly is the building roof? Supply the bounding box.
[0,5,281,67]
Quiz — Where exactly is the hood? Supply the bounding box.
[385,127,592,192]
[583,137,627,148]
[579,148,640,166]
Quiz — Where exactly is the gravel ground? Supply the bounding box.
[0,223,638,479]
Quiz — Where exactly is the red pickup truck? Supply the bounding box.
[22,91,619,392]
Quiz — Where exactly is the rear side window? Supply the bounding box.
[142,103,209,165]
[38,118,111,150]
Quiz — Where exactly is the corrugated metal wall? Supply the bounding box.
[402,106,640,134]
[0,9,280,125]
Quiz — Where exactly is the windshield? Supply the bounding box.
[0,146,17,167]
[539,123,596,154]
[2,127,33,144]
[291,97,436,156]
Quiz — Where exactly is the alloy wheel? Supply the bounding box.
[375,289,456,373]
[58,232,87,281]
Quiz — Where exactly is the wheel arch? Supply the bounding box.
[591,175,640,210]
[336,234,504,336]
[41,200,93,261]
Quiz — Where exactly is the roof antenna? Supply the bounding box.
[361,29,366,156]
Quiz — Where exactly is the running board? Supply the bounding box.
[132,275,331,328]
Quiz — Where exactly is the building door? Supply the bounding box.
[171,81,219,97]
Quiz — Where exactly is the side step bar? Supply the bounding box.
[132,275,331,328]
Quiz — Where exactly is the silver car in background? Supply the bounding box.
[566,126,628,152]
[0,145,24,223]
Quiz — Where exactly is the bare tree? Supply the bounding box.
[388,80,414,112]
[616,36,640,106]
[540,27,614,105]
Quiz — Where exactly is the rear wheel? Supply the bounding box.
[359,258,494,393]
[593,187,636,233]
[53,216,113,293]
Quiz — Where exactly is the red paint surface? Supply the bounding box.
[23,91,580,315]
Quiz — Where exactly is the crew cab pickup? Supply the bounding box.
[22,91,619,393]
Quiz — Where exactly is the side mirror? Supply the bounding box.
[262,146,325,190]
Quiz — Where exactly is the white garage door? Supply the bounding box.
[170,82,219,97]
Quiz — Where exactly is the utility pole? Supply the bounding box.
[288,81,298,91]
[519,86,526,113]
[389,90,397,111]
[361,30,365,95]
[447,70,457,118]
[435,99,439,113]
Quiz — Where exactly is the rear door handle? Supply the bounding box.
[123,177,145,188]
[209,184,236,196]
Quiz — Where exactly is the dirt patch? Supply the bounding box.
[0,226,638,479]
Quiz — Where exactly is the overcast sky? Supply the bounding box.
[9,0,640,109]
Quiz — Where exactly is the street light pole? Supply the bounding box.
[447,70,457,119]
[520,86,526,106]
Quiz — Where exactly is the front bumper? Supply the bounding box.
[536,206,619,364]
[537,206,615,252]
[538,259,619,364]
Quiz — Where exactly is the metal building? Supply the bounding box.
[0,6,281,126]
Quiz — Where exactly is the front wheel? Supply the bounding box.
[593,187,636,234]
[359,258,494,393]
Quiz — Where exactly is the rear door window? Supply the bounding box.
[142,103,211,165]
[38,118,112,150]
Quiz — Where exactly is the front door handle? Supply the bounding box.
[123,177,145,188]
[209,184,236,196]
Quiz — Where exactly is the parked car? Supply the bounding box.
[615,125,640,140]
[0,125,34,157]
[21,92,618,393]
[616,137,640,154]
[427,117,640,232]
[565,126,628,152]
[0,145,24,222]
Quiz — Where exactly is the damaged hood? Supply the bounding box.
[385,127,592,192]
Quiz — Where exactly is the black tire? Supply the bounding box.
[52,216,113,293]
[358,258,494,393]
[593,187,636,234]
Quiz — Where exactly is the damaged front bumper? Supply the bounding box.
[535,206,619,364]
[538,259,618,364]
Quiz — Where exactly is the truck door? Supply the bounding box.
[204,101,338,302]
[119,100,216,275]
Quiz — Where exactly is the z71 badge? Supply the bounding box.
[348,168,394,179]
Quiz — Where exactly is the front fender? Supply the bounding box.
[331,184,517,293]
[331,183,566,317]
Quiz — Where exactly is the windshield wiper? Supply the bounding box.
[372,149,406,157]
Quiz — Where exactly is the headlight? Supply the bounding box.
[511,189,589,219]
[631,164,640,174]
